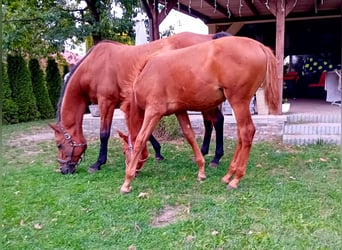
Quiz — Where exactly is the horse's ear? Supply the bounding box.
[117,130,128,143]
[49,123,59,132]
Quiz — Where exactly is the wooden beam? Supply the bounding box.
[203,0,230,18]
[285,0,298,16]
[158,0,178,24]
[177,3,211,22]
[227,22,245,35]
[259,0,276,16]
[244,0,260,16]
[206,10,340,25]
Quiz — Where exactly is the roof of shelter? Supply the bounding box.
[161,0,341,25]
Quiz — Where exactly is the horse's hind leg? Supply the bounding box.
[201,119,213,156]
[88,101,115,173]
[149,134,164,160]
[176,111,206,181]
[222,106,255,189]
[209,110,224,168]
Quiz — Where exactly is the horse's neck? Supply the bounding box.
[59,84,87,137]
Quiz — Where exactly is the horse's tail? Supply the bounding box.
[260,46,280,114]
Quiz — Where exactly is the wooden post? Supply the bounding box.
[261,0,297,114]
[141,0,160,41]
[141,0,178,41]
[275,1,285,114]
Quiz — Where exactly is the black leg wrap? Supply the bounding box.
[201,120,213,156]
[88,131,110,173]
[149,134,164,160]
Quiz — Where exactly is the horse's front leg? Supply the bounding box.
[176,112,206,181]
[88,103,115,173]
[120,111,162,194]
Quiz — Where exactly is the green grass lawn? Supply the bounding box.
[2,120,341,249]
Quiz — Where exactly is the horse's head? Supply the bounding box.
[49,123,87,174]
[117,130,148,176]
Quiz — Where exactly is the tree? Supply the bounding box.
[7,55,40,122]
[2,62,19,124]
[29,58,55,119]
[2,0,140,56]
[46,57,62,111]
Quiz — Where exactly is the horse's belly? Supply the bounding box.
[168,92,225,113]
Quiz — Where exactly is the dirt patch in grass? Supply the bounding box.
[268,167,290,177]
[151,205,190,228]
[5,126,54,147]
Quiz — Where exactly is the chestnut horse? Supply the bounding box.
[120,36,279,193]
[49,32,229,174]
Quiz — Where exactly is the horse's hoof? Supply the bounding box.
[221,177,229,184]
[197,175,206,181]
[209,162,219,168]
[155,156,164,161]
[87,167,100,174]
[227,184,237,190]
[120,186,132,194]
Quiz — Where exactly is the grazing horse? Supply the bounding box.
[119,36,279,193]
[49,32,229,174]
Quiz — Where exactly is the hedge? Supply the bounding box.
[29,58,55,119]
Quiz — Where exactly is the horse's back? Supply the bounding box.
[137,36,270,88]
[153,32,213,50]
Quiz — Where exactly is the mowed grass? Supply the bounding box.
[2,120,341,249]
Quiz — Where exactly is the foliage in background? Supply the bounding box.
[46,58,62,112]
[6,55,40,122]
[160,25,176,38]
[29,58,55,119]
[155,115,181,140]
[1,62,19,124]
[2,0,140,56]
[62,64,69,80]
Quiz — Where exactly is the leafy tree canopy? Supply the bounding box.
[2,0,140,57]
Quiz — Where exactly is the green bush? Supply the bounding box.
[155,115,181,140]
[45,57,62,111]
[62,64,69,80]
[2,62,19,124]
[7,55,39,122]
[29,58,55,119]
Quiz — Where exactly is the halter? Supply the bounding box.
[124,134,148,167]
[57,124,87,167]
[128,135,133,156]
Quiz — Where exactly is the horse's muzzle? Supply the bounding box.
[60,164,76,174]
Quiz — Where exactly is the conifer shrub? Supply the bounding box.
[2,62,19,124]
[7,55,40,122]
[46,57,62,111]
[62,64,69,80]
[29,58,55,119]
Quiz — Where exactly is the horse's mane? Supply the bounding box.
[56,40,124,122]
